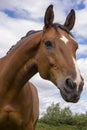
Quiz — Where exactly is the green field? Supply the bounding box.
[36,122,76,130]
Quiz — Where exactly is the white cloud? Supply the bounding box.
[77,44,87,56]
[74,9,87,39]
[0,0,51,19]
[0,10,42,57]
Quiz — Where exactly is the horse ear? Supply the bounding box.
[64,9,75,30]
[44,5,54,28]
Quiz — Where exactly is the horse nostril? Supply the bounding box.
[65,78,76,89]
[79,80,84,92]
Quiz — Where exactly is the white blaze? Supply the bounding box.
[60,35,69,44]
[73,58,82,90]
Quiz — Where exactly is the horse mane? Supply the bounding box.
[7,30,41,54]
[6,24,73,55]
[53,23,73,37]
[21,30,40,39]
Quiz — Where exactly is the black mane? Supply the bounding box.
[53,23,73,37]
[21,30,41,39]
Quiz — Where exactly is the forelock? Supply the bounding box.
[53,23,73,37]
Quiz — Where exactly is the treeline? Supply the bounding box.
[39,103,87,129]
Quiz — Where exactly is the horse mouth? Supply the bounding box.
[59,88,80,103]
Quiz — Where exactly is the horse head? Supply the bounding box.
[36,5,84,103]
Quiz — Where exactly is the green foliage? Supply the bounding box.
[36,122,76,130]
[39,102,87,130]
[40,102,73,125]
[74,113,87,130]
[40,103,61,125]
[60,107,73,125]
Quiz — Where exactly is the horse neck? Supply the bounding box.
[0,31,42,89]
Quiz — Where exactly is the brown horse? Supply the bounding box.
[0,5,84,130]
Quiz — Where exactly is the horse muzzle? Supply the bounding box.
[59,77,84,103]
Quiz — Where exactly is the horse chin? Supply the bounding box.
[59,89,80,103]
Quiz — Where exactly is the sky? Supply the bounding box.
[0,0,87,118]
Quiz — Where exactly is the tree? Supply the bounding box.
[60,107,73,124]
[40,102,73,125]
[40,102,61,125]
[39,102,87,128]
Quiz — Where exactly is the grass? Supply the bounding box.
[36,122,76,130]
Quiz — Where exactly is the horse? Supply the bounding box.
[0,5,84,130]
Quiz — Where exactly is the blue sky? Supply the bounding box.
[0,0,87,117]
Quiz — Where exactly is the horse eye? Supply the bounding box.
[76,44,78,51]
[74,44,78,51]
[44,40,53,48]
